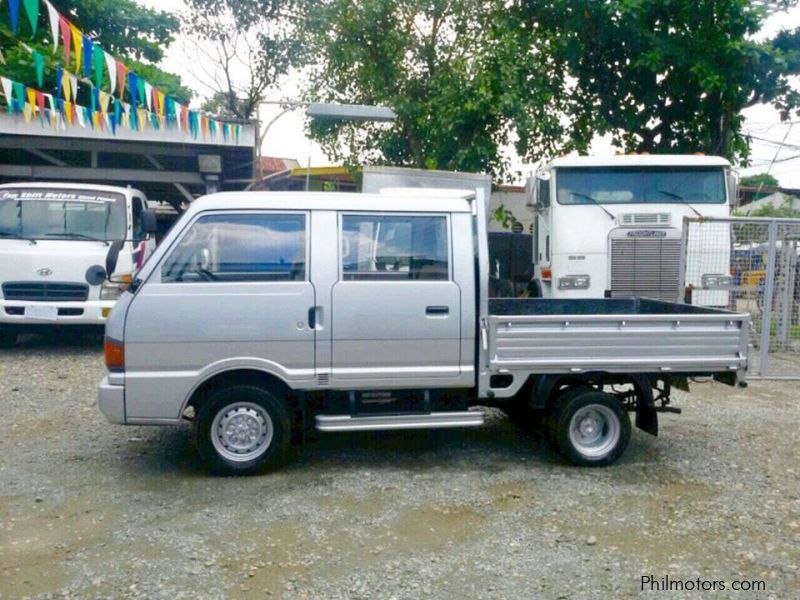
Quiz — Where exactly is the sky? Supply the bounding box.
[141,0,800,187]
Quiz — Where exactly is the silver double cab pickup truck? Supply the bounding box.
[97,189,751,474]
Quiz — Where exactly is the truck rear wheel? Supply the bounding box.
[551,388,630,467]
[195,384,291,475]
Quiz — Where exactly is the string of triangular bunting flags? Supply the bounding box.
[0,0,242,144]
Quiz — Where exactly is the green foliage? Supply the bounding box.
[740,173,781,188]
[0,0,191,106]
[525,0,800,162]
[302,0,570,180]
[491,204,522,231]
[735,198,800,218]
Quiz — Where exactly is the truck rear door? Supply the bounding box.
[329,212,462,385]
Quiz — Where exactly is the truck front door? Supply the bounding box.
[329,212,462,386]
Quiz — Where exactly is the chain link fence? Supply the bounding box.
[681,216,800,379]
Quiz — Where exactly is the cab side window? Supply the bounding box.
[161,213,306,283]
[341,214,449,281]
[131,197,145,242]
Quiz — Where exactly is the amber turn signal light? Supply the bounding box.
[104,337,125,370]
[541,268,552,281]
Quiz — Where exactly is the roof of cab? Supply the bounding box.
[546,155,731,169]
[186,191,475,214]
[0,182,144,197]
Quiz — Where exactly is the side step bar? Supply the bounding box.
[316,411,485,432]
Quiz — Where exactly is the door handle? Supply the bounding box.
[426,306,449,316]
[308,306,317,329]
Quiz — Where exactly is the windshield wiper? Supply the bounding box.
[569,192,615,220]
[44,232,110,245]
[657,190,704,219]
[0,231,37,245]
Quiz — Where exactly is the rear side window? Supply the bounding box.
[341,214,449,281]
[161,213,306,283]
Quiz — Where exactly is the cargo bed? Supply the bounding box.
[487,298,750,377]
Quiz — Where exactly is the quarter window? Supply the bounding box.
[161,213,306,283]
[341,215,449,281]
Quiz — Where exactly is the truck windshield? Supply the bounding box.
[556,167,726,205]
[0,188,127,241]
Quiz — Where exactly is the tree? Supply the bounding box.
[525,0,800,163]
[740,173,780,188]
[303,0,571,180]
[183,0,303,121]
[0,0,192,105]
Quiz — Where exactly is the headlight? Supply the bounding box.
[558,274,591,290]
[100,281,123,300]
[100,274,132,301]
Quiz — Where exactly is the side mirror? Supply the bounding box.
[85,265,107,286]
[106,240,124,276]
[142,208,158,235]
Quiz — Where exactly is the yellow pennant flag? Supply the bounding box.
[23,103,33,123]
[92,111,100,129]
[64,102,73,125]
[62,71,71,103]
[70,25,82,73]
[26,88,37,115]
[157,90,165,117]
[99,91,110,114]
[138,107,146,128]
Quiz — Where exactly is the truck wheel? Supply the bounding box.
[0,328,18,349]
[552,388,630,467]
[195,384,291,475]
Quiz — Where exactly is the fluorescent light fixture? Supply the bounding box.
[306,103,397,122]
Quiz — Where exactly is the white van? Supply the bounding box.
[0,183,157,347]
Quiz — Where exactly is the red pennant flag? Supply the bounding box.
[59,16,71,67]
[116,60,127,100]
[35,91,46,116]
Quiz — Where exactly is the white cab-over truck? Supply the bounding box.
[527,155,734,305]
[0,183,157,347]
[97,189,750,474]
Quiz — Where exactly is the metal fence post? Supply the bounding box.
[677,216,691,303]
[758,220,779,377]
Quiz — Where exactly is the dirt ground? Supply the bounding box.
[1,332,798,599]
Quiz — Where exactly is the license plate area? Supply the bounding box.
[24,305,59,321]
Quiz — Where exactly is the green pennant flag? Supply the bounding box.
[93,46,104,89]
[22,0,39,36]
[32,51,44,88]
[137,77,145,106]
[12,82,26,112]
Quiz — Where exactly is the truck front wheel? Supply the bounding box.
[195,384,291,475]
[551,388,631,467]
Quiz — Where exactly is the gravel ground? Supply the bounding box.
[1,331,799,599]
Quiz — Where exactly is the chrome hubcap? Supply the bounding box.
[568,404,620,459]
[211,402,273,463]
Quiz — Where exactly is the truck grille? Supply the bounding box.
[2,282,89,302]
[618,213,671,227]
[610,238,681,301]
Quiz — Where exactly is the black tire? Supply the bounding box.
[552,388,631,467]
[0,327,18,349]
[195,384,292,475]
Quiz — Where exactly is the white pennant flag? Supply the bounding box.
[143,82,153,111]
[69,75,79,103]
[1,77,12,105]
[104,52,117,95]
[75,107,86,128]
[46,1,60,54]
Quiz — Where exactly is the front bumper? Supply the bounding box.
[0,300,115,325]
[98,376,125,424]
